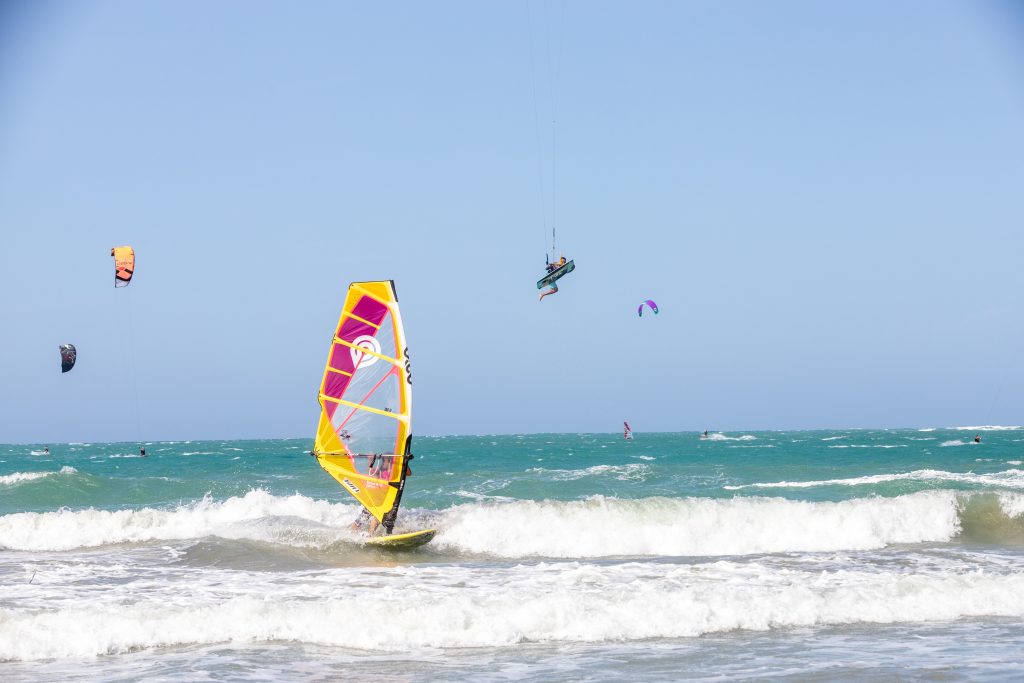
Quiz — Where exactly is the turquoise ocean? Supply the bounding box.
[2,427,1024,680]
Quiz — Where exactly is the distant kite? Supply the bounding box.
[637,299,659,317]
[59,344,77,373]
[111,246,135,287]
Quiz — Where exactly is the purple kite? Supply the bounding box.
[637,299,659,317]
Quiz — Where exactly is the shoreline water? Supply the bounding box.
[2,429,1023,679]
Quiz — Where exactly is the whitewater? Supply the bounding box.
[2,429,1024,681]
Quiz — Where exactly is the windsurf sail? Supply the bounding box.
[624,420,633,440]
[111,246,135,287]
[312,280,413,534]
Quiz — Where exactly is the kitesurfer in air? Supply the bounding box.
[538,256,567,301]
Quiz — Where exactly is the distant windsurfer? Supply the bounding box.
[701,430,709,439]
[140,446,146,457]
[974,434,981,443]
[43,446,49,455]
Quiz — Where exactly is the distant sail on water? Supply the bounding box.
[624,421,633,440]
[312,280,413,534]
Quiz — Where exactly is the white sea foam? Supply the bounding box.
[724,469,1024,491]
[706,434,756,441]
[997,492,1024,518]
[525,464,650,482]
[0,490,357,551]
[821,436,846,441]
[0,490,967,557]
[2,559,1023,660]
[953,425,1022,431]
[0,466,77,486]
[434,492,961,558]
[940,440,973,447]
[828,444,907,449]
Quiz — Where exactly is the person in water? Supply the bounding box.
[43,446,49,455]
[140,446,146,457]
[974,434,981,443]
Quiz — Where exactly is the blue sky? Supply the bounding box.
[1,1,1023,442]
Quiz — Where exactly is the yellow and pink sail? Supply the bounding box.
[312,280,413,534]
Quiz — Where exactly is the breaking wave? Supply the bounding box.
[724,468,1024,491]
[0,466,77,487]
[2,560,1023,660]
[4,489,1024,557]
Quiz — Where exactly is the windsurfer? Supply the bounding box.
[140,446,146,457]
[350,457,414,536]
[974,434,981,443]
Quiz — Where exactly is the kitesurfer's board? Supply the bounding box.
[365,528,436,549]
[536,260,575,289]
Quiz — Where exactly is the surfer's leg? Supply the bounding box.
[350,507,372,531]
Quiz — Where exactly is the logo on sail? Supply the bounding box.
[351,334,381,369]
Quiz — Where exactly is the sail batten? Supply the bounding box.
[342,311,382,329]
[332,337,402,365]
[320,395,407,420]
[313,280,412,534]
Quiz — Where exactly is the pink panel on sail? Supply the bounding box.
[328,343,357,377]
[323,354,353,400]
[347,296,388,333]
[338,317,377,343]
[324,401,339,420]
